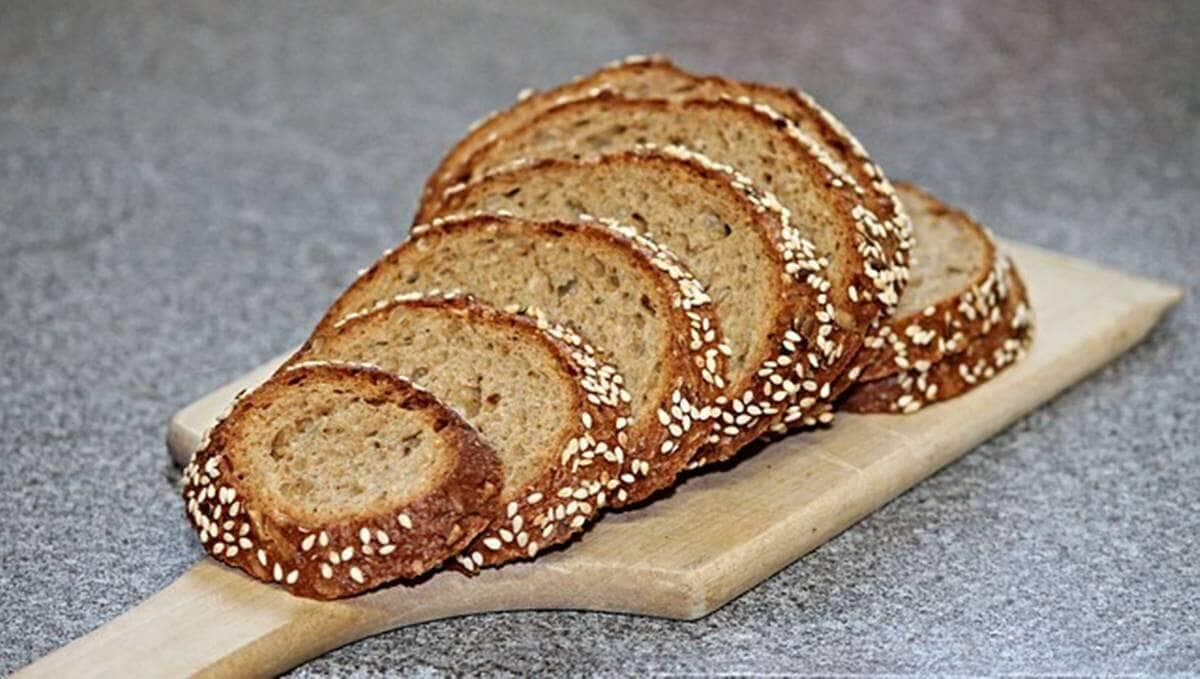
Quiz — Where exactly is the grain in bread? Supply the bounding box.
[842,260,1033,413]
[421,92,901,431]
[288,295,633,569]
[433,147,832,463]
[180,363,503,599]
[314,216,725,505]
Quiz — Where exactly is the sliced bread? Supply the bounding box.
[431,147,832,462]
[313,216,726,505]
[850,183,1013,383]
[842,261,1033,414]
[420,92,903,431]
[288,295,632,570]
[180,362,503,599]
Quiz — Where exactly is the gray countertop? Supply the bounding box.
[2,1,1197,675]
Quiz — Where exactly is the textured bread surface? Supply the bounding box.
[842,260,1033,414]
[289,295,634,569]
[315,216,725,505]
[423,92,900,431]
[433,148,834,462]
[180,363,503,599]
[851,183,1011,383]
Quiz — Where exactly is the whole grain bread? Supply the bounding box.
[180,362,503,599]
[842,260,1033,414]
[288,294,636,570]
[432,147,836,463]
[314,216,726,506]
[849,183,1013,383]
[420,92,903,431]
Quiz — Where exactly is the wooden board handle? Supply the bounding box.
[13,560,388,678]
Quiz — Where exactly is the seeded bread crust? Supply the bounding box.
[842,262,1033,414]
[421,92,899,436]
[313,216,726,507]
[850,182,1012,383]
[180,363,503,599]
[432,147,835,464]
[422,54,911,323]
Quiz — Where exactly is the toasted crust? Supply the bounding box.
[290,293,642,570]
[850,183,1011,383]
[180,363,503,599]
[841,261,1033,414]
[432,147,832,464]
[422,92,900,439]
[314,216,726,507]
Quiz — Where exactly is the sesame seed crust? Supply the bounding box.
[849,183,1014,385]
[180,363,503,600]
[312,215,728,509]
[841,259,1033,414]
[431,147,839,466]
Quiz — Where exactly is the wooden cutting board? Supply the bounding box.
[18,240,1181,678]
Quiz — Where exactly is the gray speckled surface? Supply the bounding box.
[2,0,1197,675]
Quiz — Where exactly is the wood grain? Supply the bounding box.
[17,241,1181,678]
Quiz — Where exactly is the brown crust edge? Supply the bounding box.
[840,259,1033,414]
[180,363,503,600]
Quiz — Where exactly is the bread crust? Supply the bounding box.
[841,261,1033,414]
[312,216,727,507]
[180,363,503,599]
[849,182,1012,383]
[422,92,900,441]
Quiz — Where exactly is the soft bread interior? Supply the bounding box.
[302,305,575,500]
[444,159,775,380]
[342,223,668,419]
[893,186,990,317]
[231,379,452,522]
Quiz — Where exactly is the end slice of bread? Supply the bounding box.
[180,362,503,599]
[841,259,1033,414]
[287,295,633,569]
[314,216,726,506]
[431,147,836,462]
[850,183,1014,383]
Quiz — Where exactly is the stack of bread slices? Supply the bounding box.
[181,55,1034,599]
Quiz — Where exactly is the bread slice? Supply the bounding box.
[842,261,1033,413]
[420,91,903,431]
[424,55,912,274]
[180,362,503,599]
[849,183,1014,383]
[432,147,833,463]
[288,295,634,569]
[313,216,726,505]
